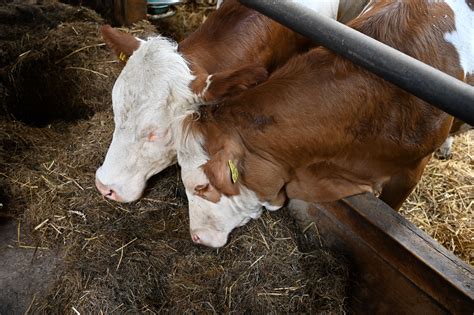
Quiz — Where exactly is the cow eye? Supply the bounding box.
[147,131,158,142]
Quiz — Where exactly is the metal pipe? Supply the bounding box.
[239,0,474,126]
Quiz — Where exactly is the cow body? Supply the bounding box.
[179,0,473,247]
[95,0,368,202]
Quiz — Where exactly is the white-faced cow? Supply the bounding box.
[95,0,369,202]
[177,0,474,247]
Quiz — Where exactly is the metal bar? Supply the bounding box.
[239,0,474,126]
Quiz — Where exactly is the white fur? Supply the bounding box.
[96,36,196,202]
[436,135,454,158]
[216,0,340,16]
[444,0,474,75]
[359,0,375,16]
[291,0,339,19]
[200,74,213,99]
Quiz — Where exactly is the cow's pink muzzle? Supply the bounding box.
[95,179,123,202]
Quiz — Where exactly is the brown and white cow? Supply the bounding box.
[177,0,474,247]
[95,0,369,202]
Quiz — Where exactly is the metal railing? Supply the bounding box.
[239,0,474,125]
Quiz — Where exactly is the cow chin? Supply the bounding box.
[187,190,264,248]
[191,228,229,248]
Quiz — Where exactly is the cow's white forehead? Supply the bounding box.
[111,35,196,127]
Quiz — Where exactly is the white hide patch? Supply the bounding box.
[444,0,474,75]
[359,0,375,16]
[290,0,339,19]
[200,74,213,99]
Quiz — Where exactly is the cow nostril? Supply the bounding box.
[192,234,201,244]
[106,189,117,200]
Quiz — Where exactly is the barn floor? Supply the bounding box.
[0,0,472,313]
[0,219,59,314]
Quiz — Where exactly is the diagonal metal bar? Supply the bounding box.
[239,0,474,126]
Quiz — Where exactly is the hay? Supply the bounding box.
[401,130,473,265]
[0,2,349,313]
[0,1,155,126]
[151,2,215,41]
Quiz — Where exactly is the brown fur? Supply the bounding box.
[192,0,463,210]
[102,0,368,102]
[337,0,370,23]
[100,25,140,63]
[179,0,315,101]
[466,0,474,11]
[202,65,268,102]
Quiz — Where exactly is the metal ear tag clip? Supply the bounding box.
[228,160,239,184]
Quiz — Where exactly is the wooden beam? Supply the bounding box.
[302,193,473,314]
[114,0,147,26]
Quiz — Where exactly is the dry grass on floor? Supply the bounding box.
[401,130,473,265]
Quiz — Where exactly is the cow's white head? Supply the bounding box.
[95,26,196,202]
[178,132,282,248]
[182,164,268,248]
[95,26,269,202]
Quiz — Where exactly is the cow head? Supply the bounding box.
[95,26,196,202]
[179,138,283,247]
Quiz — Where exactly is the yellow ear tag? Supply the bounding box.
[118,52,128,62]
[228,160,239,184]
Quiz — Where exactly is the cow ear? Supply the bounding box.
[202,64,268,103]
[194,183,221,203]
[100,25,141,63]
[202,150,240,197]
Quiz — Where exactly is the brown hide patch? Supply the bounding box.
[253,115,275,130]
[337,0,370,24]
[176,0,314,99]
[194,183,221,203]
[203,65,268,103]
[189,63,209,96]
[202,151,240,197]
[101,25,140,63]
[285,164,374,203]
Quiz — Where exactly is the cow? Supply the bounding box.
[95,0,369,202]
[176,0,474,247]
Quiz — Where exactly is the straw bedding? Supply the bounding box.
[0,0,471,313]
[401,131,473,265]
